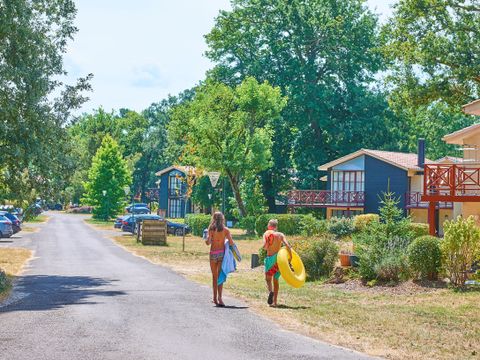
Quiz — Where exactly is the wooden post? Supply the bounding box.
[428,201,436,236]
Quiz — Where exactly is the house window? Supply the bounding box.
[169,198,183,218]
[331,209,363,218]
[332,171,364,192]
[169,171,184,196]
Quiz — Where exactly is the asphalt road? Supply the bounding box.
[0,212,373,360]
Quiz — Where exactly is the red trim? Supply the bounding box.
[428,202,436,236]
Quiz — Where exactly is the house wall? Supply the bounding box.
[157,169,194,218]
[409,208,452,235]
[462,133,480,162]
[409,174,423,192]
[364,156,408,214]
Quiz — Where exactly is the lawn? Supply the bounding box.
[24,214,49,223]
[0,248,32,301]
[109,230,480,360]
[85,218,116,230]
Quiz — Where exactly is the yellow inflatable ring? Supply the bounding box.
[277,248,306,288]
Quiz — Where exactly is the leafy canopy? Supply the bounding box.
[82,136,131,220]
[167,77,286,217]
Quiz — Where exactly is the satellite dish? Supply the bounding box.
[208,172,221,188]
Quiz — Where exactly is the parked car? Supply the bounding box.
[125,203,149,213]
[166,221,191,236]
[129,207,150,214]
[0,215,13,238]
[114,215,129,229]
[121,215,190,236]
[0,211,21,234]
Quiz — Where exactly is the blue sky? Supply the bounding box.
[66,0,396,114]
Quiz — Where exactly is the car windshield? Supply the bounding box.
[0,215,8,221]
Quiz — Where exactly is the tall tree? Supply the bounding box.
[205,0,389,194]
[82,136,131,220]
[167,77,286,217]
[0,0,91,204]
[383,0,480,107]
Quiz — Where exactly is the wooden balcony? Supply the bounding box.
[287,190,365,208]
[423,164,480,202]
[405,192,453,209]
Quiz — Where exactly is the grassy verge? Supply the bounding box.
[85,218,116,230]
[0,248,32,301]
[108,231,480,360]
[24,214,49,224]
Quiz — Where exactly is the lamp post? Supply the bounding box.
[102,190,107,221]
[123,186,134,235]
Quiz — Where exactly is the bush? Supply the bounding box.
[353,214,379,232]
[0,269,11,293]
[185,214,211,236]
[407,235,442,280]
[258,246,267,264]
[410,223,429,238]
[327,217,355,238]
[299,214,328,237]
[374,255,409,282]
[255,214,304,236]
[292,237,338,280]
[441,216,480,287]
[66,206,92,214]
[238,216,256,234]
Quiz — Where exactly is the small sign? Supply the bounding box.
[208,171,221,188]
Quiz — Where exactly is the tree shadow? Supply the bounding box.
[0,275,125,313]
[273,304,310,310]
[0,240,14,243]
[412,279,448,289]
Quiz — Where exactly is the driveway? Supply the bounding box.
[0,212,373,360]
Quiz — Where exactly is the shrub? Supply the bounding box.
[441,216,480,288]
[0,269,10,293]
[185,214,211,236]
[410,223,429,238]
[374,255,409,282]
[327,217,355,238]
[255,214,304,236]
[353,214,379,232]
[300,214,328,237]
[238,216,256,234]
[292,237,338,280]
[258,246,267,264]
[407,235,442,280]
[66,206,92,214]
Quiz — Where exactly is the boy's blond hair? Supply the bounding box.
[268,219,278,229]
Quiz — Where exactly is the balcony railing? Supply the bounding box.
[423,164,480,202]
[405,192,453,209]
[287,190,365,208]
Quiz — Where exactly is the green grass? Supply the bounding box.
[24,214,48,223]
[0,248,32,301]
[85,217,116,230]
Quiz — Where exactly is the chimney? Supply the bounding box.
[418,138,425,168]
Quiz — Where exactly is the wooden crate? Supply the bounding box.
[140,219,167,245]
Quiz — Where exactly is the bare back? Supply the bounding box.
[209,228,229,252]
[263,230,283,256]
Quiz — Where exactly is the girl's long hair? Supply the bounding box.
[208,212,225,232]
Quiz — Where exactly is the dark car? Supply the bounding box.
[125,203,149,213]
[114,215,129,229]
[121,215,190,236]
[129,207,150,214]
[0,211,21,234]
[121,214,161,233]
[0,215,13,238]
[166,221,190,236]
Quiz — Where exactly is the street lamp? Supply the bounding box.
[102,190,107,221]
[123,186,134,235]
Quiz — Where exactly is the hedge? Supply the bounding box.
[353,214,379,232]
[410,222,429,238]
[407,235,442,280]
[255,214,305,236]
[185,214,211,236]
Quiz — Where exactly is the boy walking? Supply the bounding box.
[262,219,292,307]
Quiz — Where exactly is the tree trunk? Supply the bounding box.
[227,172,247,217]
[261,170,276,213]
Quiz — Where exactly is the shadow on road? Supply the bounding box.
[0,275,126,313]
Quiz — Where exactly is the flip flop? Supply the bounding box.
[267,291,274,305]
[217,301,225,307]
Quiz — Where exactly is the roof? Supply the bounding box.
[433,156,463,164]
[442,123,480,145]
[318,149,430,171]
[155,165,196,177]
[463,99,480,116]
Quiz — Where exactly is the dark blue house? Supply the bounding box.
[155,166,195,218]
[287,148,453,230]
